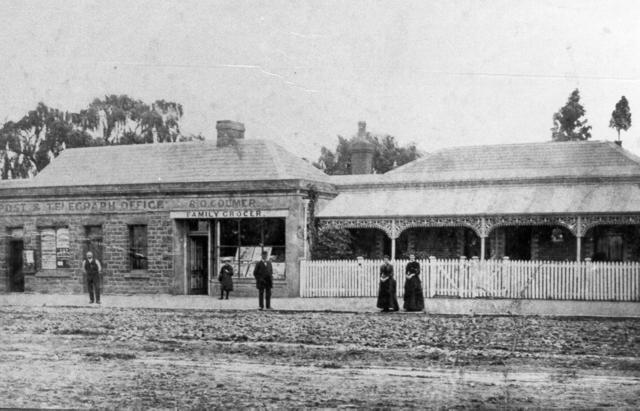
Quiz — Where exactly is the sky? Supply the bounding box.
[1,0,640,160]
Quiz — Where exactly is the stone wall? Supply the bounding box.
[2,212,175,295]
[0,191,312,297]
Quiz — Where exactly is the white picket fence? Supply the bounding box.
[299,258,640,301]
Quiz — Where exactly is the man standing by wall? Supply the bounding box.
[253,251,273,310]
[83,251,102,304]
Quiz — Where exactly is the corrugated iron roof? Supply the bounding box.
[317,183,640,217]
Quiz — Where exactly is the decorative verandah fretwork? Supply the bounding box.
[317,214,640,260]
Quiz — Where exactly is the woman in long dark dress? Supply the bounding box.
[218,257,234,300]
[376,255,399,312]
[403,254,424,311]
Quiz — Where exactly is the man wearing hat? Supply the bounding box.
[253,251,273,310]
[218,257,234,300]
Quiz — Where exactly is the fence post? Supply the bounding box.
[299,258,306,297]
[584,257,593,301]
[471,256,479,298]
[428,256,437,298]
[502,256,509,299]
[459,256,467,298]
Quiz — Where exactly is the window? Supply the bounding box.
[84,226,104,264]
[40,227,70,269]
[129,225,148,270]
[218,218,286,279]
[596,234,624,261]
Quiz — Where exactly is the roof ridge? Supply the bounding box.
[389,140,613,174]
[431,139,611,153]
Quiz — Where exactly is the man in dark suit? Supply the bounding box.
[253,251,273,310]
[83,251,102,305]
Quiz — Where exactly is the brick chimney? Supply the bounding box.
[216,120,245,147]
[350,121,375,174]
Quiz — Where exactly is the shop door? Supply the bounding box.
[9,240,24,292]
[188,236,208,294]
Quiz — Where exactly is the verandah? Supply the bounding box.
[300,258,640,301]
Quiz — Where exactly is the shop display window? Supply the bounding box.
[218,218,286,279]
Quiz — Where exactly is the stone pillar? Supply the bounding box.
[302,199,310,259]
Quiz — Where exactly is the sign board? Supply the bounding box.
[0,196,291,215]
[170,209,289,219]
[40,229,57,270]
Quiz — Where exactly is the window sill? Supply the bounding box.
[35,269,73,278]
[125,270,150,279]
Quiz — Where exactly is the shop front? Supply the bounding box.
[171,202,296,297]
[0,189,315,297]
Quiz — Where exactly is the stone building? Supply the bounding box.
[0,121,334,296]
[2,120,640,297]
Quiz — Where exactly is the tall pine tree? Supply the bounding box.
[609,96,631,142]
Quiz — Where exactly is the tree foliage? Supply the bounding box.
[609,96,632,142]
[311,227,355,260]
[82,96,184,144]
[0,95,190,179]
[551,89,592,142]
[314,131,420,175]
[0,103,101,179]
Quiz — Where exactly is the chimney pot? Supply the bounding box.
[216,120,245,147]
[351,121,375,174]
[357,121,367,139]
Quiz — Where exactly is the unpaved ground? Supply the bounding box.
[1,306,639,408]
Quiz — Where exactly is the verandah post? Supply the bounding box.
[576,236,582,262]
[391,238,396,260]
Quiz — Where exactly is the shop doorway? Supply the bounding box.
[9,240,24,292]
[188,236,208,294]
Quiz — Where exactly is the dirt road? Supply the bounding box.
[1,306,639,408]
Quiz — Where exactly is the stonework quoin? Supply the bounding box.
[216,120,245,147]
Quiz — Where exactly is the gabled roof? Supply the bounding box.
[384,140,640,182]
[25,139,328,187]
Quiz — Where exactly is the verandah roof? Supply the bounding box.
[316,183,640,218]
